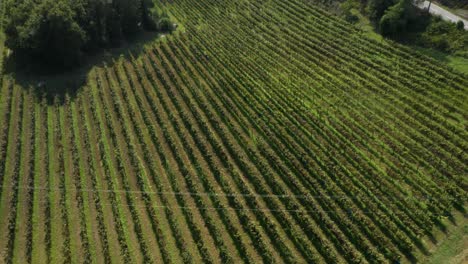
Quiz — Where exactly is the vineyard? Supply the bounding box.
[0,0,467,263]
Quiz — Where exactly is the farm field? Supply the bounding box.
[0,0,467,263]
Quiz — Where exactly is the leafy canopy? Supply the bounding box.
[5,0,171,68]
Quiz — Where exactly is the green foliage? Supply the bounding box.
[158,17,173,32]
[367,0,397,20]
[419,17,468,55]
[5,0,172,68]
[116,0,142,35]
[5,0,86,68]
[355,0,467,56]
[341,0,360,23]
[141,2,173,32]
[142,0,160,31]
[345,12,360,23]
[456,20,464,30]
[379,0,411,36]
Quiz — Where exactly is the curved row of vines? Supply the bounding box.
[0,0,466,263]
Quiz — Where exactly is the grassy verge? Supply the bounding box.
[424,213,468,264]
[410,45,468,74]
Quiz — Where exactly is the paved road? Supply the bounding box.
[415,1,468,30]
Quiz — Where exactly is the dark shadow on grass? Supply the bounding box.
[3,30,165,105]
[410,43,453,61]
[424,210,467,254]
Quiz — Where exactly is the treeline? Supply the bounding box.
[341,0,467,56]
[341,0,421,36]
[372,0,466,55]
[4,0,174,68]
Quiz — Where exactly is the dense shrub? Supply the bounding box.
[367,0,397,20]
[356,0,468,56]
[419,17,468,54]
[340,0,360,24]
[158,17,173,32]
[379,0,411,36]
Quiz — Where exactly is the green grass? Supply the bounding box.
[411,46,468,74]
[426,216,468,264]
[350,8,385,42]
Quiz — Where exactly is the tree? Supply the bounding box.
[6,0,86,68]
[379,0,411,36]
[158,17,173,32]
[114,0,142,35]
[4,0,171,68]
[142,0,160,31]
[367,0,397,21]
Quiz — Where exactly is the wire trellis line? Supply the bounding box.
[0,184,462,202]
